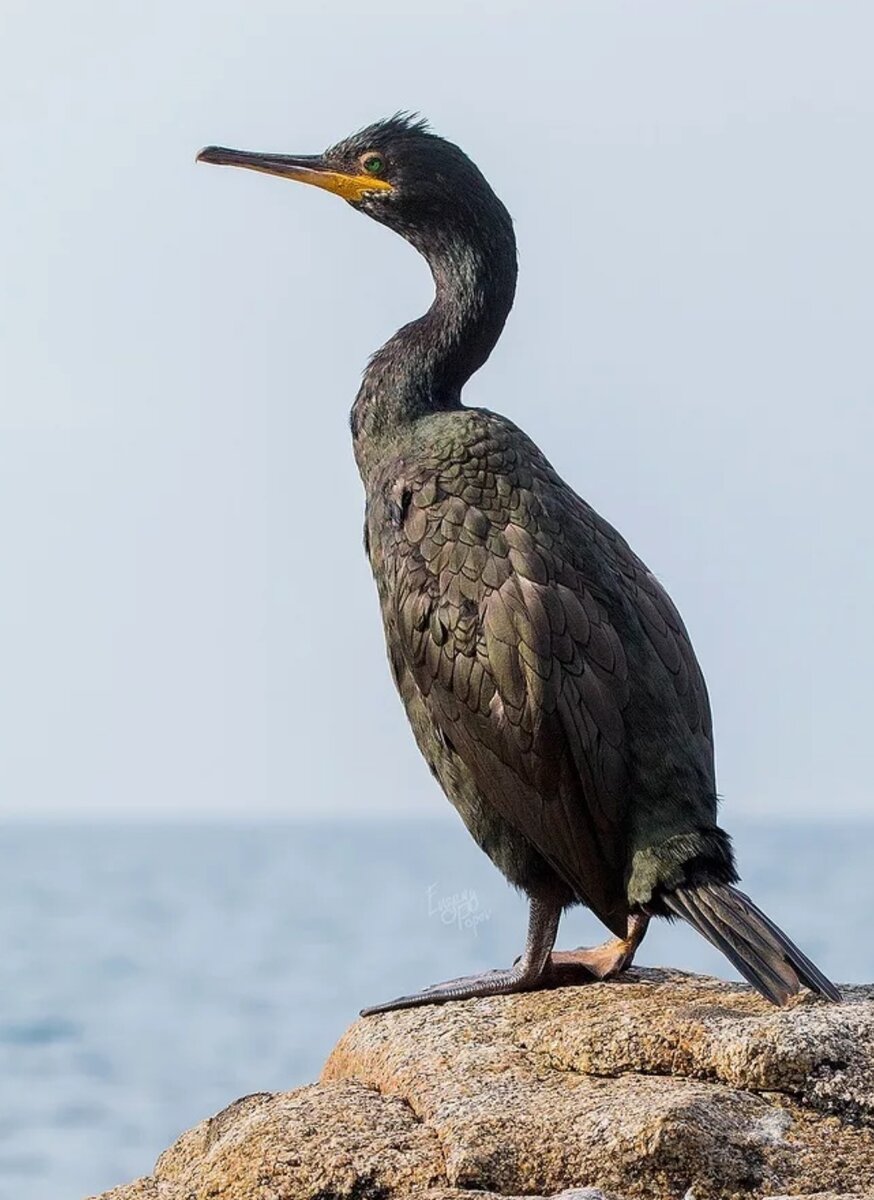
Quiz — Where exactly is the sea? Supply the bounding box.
[0,817,868,1200]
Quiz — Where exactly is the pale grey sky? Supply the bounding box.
[1,1,872,818]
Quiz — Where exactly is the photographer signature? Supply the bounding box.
[427,883,491,935]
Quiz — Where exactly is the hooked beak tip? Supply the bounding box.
[194,144,393,201]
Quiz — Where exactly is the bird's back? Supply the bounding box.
[363,407,731,930]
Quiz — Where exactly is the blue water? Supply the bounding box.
[0,818,867,1200]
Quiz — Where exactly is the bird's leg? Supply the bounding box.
[544,911,650,986]
[360,896,561,1017]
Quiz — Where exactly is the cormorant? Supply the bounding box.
[197,114,840,1012]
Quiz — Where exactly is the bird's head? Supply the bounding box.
[197,113,512,253]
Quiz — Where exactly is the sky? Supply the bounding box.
[1,0,872,819]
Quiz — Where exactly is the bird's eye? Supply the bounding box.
[361,154,385,175]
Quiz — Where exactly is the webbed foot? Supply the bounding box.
[360,894,562,1017]
[544,912,650,986]
[360,962,541,1016]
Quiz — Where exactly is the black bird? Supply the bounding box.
[197,115,840,1012]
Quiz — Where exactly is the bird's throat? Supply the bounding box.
[351,217,518,472]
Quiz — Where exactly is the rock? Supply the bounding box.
[91,969,874,1200]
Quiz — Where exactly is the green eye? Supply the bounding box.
[362,154,384,175]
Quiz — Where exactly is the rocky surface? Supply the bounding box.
[92,968,874,1200]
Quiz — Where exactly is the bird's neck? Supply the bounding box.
[351,217,517,472]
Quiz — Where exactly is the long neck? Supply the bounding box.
[351,209,517,470]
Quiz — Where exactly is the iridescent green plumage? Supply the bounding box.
[364,407,721,935]
[199,113,840,1011]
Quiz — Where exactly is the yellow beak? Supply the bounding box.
[196,146,393,203]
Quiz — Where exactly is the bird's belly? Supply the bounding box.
[393,655,566,900]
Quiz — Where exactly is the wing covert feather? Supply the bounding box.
[368,418,713,930]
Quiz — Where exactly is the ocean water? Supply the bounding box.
[0,817,868,1200]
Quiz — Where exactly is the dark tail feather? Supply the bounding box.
[663,882,841,1006]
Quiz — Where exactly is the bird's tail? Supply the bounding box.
[662,882,841,1005]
